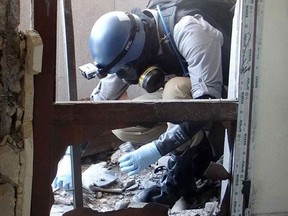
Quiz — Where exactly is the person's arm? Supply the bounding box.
[173,14,224,99]
[119,15,225,176]
[173,15,224,138]
[90,73,129,101]
[154,15,224,150]
[118,124,200,176]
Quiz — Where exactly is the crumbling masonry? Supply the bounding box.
[0,1,42,215]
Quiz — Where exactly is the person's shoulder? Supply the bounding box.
[176,15,201,27]
[174,15,202,37]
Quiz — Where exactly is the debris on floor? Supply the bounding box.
[51,148,221,216]
[82,161,118,189]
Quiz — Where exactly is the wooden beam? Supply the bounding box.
[52,100,238,147]
[62,0,83,208]
[53,99,238,125]
[32,1,58,216]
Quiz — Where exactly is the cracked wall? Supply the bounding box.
[0,0,23,215]
[0,0,41,215]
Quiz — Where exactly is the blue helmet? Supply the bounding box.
[89,11,146,77]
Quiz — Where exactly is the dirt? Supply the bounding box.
[50,149,221,215]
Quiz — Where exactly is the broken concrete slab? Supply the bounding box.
[82,162,118,189]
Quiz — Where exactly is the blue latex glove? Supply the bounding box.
[52,153,72,191]
[118,142,162,176]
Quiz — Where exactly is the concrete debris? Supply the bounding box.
[124,182,139,192]
[89,186,123,194]
[52,150,222,215]
[50,204,73,216]
[171,196,187,213]
[114,200,130,210]
[168,201,220,216]
[122,179,136,190]
[110,149,124,164]
[82,162,118,189]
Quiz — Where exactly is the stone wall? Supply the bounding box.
[0,0,23,215]
[0,1,42,215]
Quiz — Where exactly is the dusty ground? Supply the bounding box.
[50,149,221,216]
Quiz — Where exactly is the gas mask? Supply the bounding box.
[117,64,165,93]
[139,66,166,93]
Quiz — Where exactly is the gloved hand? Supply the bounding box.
[52,153,72,191]
[118,142,162,176]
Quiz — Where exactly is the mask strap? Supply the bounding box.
[156,5,189,76]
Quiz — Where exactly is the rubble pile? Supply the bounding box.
[51,149,221,215]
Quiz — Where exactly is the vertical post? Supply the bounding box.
[231,0,264,215]
[61,0,83,208]
[32,0,58,215]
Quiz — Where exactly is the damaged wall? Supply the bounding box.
[0,0,24,215]
[0,0,42,216]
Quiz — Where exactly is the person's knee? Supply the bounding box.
[112,123,167,144]
[132,89,163,101]
[163,77,192,99]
